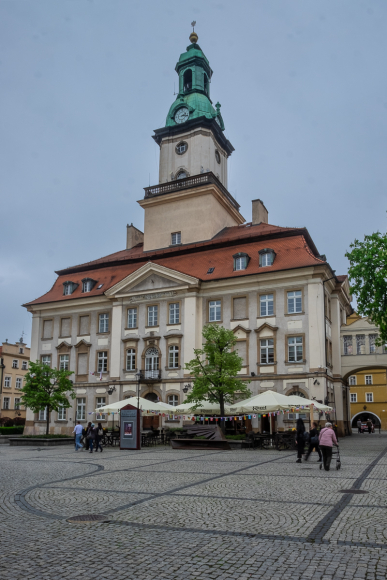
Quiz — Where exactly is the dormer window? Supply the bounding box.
[233,252,250,271]
[259,249,276,267]
[82,278,97,293]
[63,281,78,296]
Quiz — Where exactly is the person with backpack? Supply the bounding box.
[319,422,338,471]
[295,417,306,463]
[95,422,104,453]
[304,421,322,463]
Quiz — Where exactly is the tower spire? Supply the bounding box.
[189,21,198,44]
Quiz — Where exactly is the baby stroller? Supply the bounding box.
[319,446,341,470]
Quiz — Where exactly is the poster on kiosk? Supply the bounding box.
[120,407,140,450]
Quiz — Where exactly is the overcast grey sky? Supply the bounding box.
[1,0,386,347]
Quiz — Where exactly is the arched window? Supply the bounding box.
[183,69,192,92]
[145,392,158,403]
[259,249,276,267]
[168,394,179,406]
[126,348,136,372]
[145,347,159,379]
[176,170,188,180]
[168,345,179,368]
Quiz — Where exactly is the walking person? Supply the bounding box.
[319,422,338,471]
[95,422,104,453]
[73,421,84,452]
[366,418,372,434]
[88,423,97,453]
[304,421,322,463]
[83,422,92,451]
[295,417,306,463]
[357,419,362,434]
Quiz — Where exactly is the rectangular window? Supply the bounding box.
[41,355,51,367]
[79,315,90,335]
[12,360,19,369]
[57,405,66,420]
[260,294,274,317]
[77,353,88,375]
[366,393,373,402]
[168,345,179,368]
[234,256,247,270]
[350,393,357,403]
[168,394,179,406]
[209,300,221,322]
[169,303,180,324]
[99,313,109,333]
[260,339,274,364]
[19,347,24,354]
[171,232,181,245]
[82,280,94,293]
[365,375,372,385]
[343,336,353,355]
[3,397,10,410]
[39,407,47,421]
[147,305,158,327]
[42,319,53,339]
[22,361,28,370]
[59,354,69,371]
[97,351,108,373]
[15,378,22,389]
[288,336,303,362]
[260,252,274,267]
[14,398,21,410]
[4,376,11,388]
[233,297,247,320]
[64,284,72,296]
[287,291,302,314]
[126,349,136,371]
[369,334,377,353]
[76,398,86,421]
[127,308,137,328]
[60,317,71,337]
[96,397,106,421]
[349,375,357,386]
[356,334,366,355]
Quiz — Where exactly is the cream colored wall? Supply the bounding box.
[141,190,242,252]
[159,129,228,186]
[331,295,341,375]
[110,302,123,378]
[307,280,325,370]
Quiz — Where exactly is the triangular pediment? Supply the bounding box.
[105,262,200,297]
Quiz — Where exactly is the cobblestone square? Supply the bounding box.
[1,434,387,579]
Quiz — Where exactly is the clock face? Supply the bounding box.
[175,107,189,124]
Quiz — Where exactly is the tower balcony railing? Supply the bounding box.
[139,370,161,382]
[143,171,240,211]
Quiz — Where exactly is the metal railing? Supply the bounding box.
[139,370,161,381]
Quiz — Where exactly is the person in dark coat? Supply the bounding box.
[95,422,103,453]
[304,421,322,462]
[88,423,97,453]
[295,417,306,463]
[366,418,372,434]
[83,422,92,450]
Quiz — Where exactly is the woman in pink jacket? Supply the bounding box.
[318,422,338,471]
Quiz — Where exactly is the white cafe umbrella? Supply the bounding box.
[95,396,175,414]
[285,395,332,411]
[228,390,293,415]
[173,400,233,415]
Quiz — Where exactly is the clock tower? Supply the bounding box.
[138,29,244,252]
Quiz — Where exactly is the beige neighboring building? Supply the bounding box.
[23,31,353,436]
[0,338,29,421]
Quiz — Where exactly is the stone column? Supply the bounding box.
[307,280,325,370]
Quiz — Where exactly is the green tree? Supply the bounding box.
[20,361,75,435]
[345,231,387,345]
[184,324,251,431]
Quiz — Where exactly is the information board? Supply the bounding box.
[120,409,139,449]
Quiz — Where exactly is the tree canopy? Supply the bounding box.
[184,324,251,425]
[21,361,75,435]
[345,231,387,345]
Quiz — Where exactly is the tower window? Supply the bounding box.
[204,74,209,96]
[215,150,221,164]
[176,142,188,155]
[183,69,192,92]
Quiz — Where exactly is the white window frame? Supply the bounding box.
[349,375,357,386]
[41,355,51,367]
[63,283,73,296]
[76,398,86,421]
[366,392,373,402]
[234,256,247,271]
[39,407,47,421]
[147,305,158,327]
[57,405,66,421]
[369,334,377,353]
[97,351,108,373]
[3,397,10,410]
[260,294,274,317]
[350,393,357,403]
[14,398,21,410]
[288,336,303,362]
[209,300,221,322]
[176,142,187,154]
[12,359,19,369]
[171,232,181,245]
[260,339,274,364]
[127,308,137,329]
[59,354,69,371]
[365,375,373,385]
[169,303,180,324]
[4,376,11,388]
[287,291,302,314]
[168,394,179,407]
[22,361,28,370]
[168,345,179,368]
[15,378,22,389]
[126,349,136,372]
[99,313,109,333]
[260,252,274,267]
[96,397,106,421]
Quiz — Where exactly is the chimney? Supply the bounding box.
[126,223,144,250]
[252,199,268,225]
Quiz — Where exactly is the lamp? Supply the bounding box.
[183,383,191,394]
[107,385,116,396]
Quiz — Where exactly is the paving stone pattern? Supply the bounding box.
[1,434,387,579]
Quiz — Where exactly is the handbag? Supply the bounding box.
[310,435,319,445]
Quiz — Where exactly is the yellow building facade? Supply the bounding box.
[0,339,29,422]
[349,369,387,430]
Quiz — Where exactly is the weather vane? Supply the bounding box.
[191,21,196,31]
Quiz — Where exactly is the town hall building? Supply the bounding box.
[24,30,353,436]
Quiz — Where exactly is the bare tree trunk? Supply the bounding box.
[46,406,50,436]
[219,393,225,434]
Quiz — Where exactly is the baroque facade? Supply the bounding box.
[24,31,353,436]
[0,338,29,421]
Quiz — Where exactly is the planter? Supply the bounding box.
[226,440,245,450]
[0,435,22,445]
[9,438,74,446]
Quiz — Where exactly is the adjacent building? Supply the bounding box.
[23,30,353,436]
[0,338,29,421]
[341,313,387,429]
